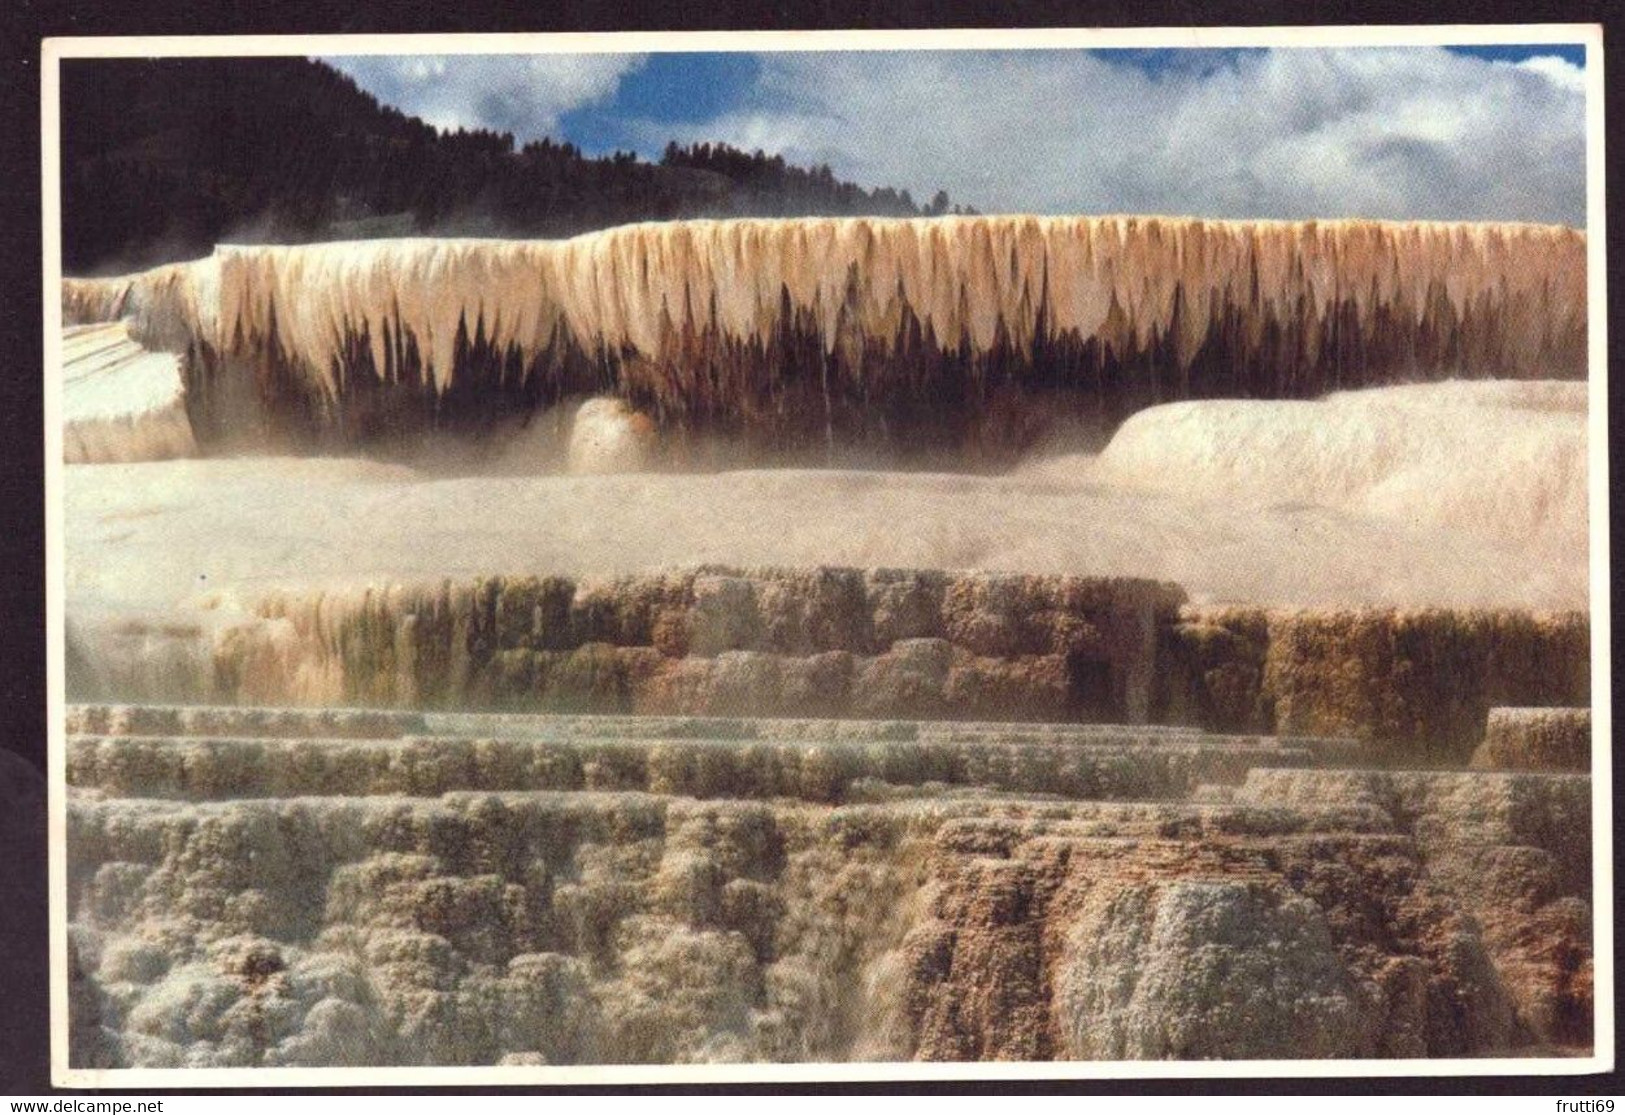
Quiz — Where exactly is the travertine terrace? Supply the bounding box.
[63,571,1596,1066]
[62,217,1586,459]
[66,704,1592,1066]
[61,321,194,464]
[59,215,1597,1068]
[70,569,1589,763]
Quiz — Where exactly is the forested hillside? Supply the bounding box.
[60,57,971,272]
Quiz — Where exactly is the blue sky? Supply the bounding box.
[323,45,1588,224]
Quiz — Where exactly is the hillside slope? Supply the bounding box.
[61,57,966,272]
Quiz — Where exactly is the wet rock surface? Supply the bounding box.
[59,216,1595,1073]
[1157,606,1589,762]
[71,569,1589,761]
[66,704,1592,1066]
[1471,708,1592,772]
[61,220,1586,459]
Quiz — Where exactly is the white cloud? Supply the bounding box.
[1516,54,1587,93]
[321,54,646,140]
[636,48,1587,225]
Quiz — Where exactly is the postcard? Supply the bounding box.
[37,25,1611,1086]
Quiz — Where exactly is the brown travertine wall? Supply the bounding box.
[63,704,1594,1066]
[909,768,1591,1060]
[1156,606,1590,764]
[220,569,1186,726]
[70,568,1588,756]
[62,219,1587,459]
[1471,707,1593,771]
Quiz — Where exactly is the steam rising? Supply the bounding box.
[1071,379,1587,555]
[58,214,1597,1068]
[63,379,1586,619]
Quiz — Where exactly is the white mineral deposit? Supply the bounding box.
[60,212,1595,1068]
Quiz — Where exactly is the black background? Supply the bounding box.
[1,0,1620,1095]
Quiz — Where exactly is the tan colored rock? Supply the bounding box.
[73,570,1590,753]
[1055,880,1373,1059]
[63,221,1587,456]
[1164,606,1589,763]
[64,707,1594,1066]
[1471,708,1592,771]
